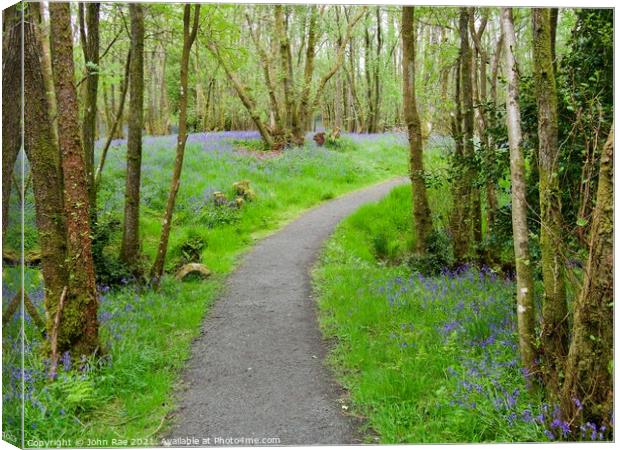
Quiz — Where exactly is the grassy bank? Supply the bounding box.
[312,183,598,443]
[3,131,408,446]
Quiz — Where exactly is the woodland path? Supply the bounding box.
[167,177,407,445]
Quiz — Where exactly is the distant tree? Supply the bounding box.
[151,4,201,287]
[532,7,568,398]
[120,3,145,270]
[501,7,537,383]
[49,1,100,356]
[401,6,433,255]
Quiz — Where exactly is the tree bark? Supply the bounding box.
[2,4,22,238]
[24,2,69,347]
[532,7,568,397]
[79,2,100,214]
[292,5,319,144]
[501,7,538,383]
[120,3,145,269]
[560,124,613,433]
[402,7,433,255]
[373,6,382,133]
[469,9,497,247]
[49,2,100,357]
[151,5,200,287]
[451,8,476,260]
[275,5,294,133]
[449,60,468,261]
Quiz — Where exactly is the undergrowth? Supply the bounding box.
[312,184,610,443]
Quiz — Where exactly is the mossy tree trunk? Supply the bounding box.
[469,8,498,255]
[560,124,613,433]
[501,7,538,384]
[2,4,22,239]
[151,4,201,287]
[78,2,100,216]
[24,3,69,342]
[449,59,468,261]
[451,8,476,261]
[402,6,433,255]
[532,7,568,398]
[49,2,100,356]
[120,3,144,270]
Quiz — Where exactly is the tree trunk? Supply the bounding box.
[292,5,319,144]
[95,49,131,188]
[275,5,293,134]
[402,7,433,255]
[79,2,100,215]
[151,5,201,287]
[501,7,538,383]
[532,7,568,397]
[24,3,69,347]
[450,61,468,261]
[469,9,497,249]
[49,2,100,357]
[120,4,145,269]
[560,124,613,433]
[460,9,481,253]
[364,15,374,134]
[373,6,382,133]
[2,4,22,238]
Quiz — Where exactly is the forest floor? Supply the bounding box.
[166,177,406,445]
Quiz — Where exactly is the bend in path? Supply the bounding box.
[168,177,407,446]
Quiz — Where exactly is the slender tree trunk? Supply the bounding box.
[501,7,538,382]
[532,7,568,397]
[79,3,100,214]
[364,18,374,133]
[49,2,100,357]
[120,4,144,269]
[158,48,170,135]
[402,7,433,255]
[275,5,293,133]
[293,6,319,144]
[560,124,613,433]
[95,49,131,188]
[450,61,468,261]
[460,9,481,253]
[37,2,58,144]
[373,6,382,133]
[451,8,477,260]
[469,9,497,248]
[549,8,559,74]
[151,5,200,287]
[347,37,364,132]
[2,4,22,238]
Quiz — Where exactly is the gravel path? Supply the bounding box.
[167,177,406,446]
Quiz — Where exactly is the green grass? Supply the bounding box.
[312,183,556,443]
[3,132,409,446]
